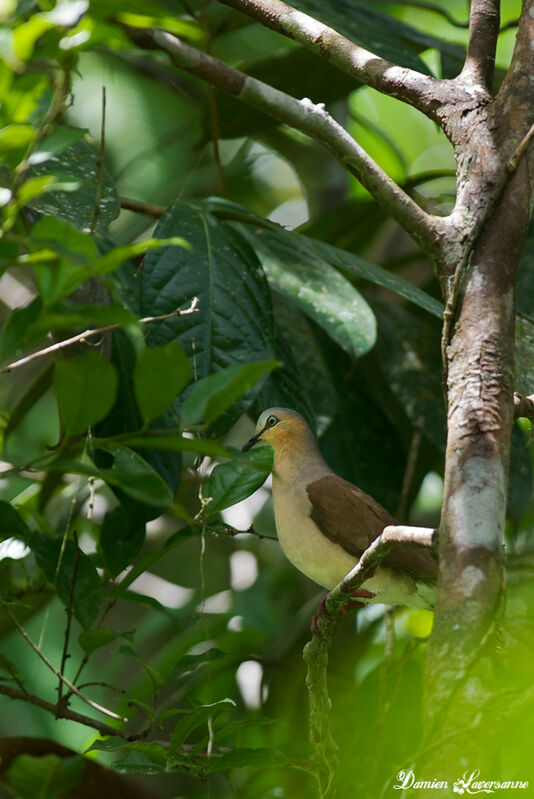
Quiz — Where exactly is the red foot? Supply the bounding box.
[310,590,376,636]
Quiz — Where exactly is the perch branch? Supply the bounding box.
[0,297,199,375]
[458,0,500,92]
[121,24,440,254]
[217,0,444,121]
[302,525,436,797]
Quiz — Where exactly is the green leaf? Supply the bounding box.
[99,434,228,458]
[100,505,146,577]
[206,446,273,515]
[166,647,227,681]
[29,533,103,628]
[0,500,31,541]
[85,739,170,774]
[242,227,376,359]
[204,197,443,319]
[78,626,119,655]
[53,350,118,438]
[53,448,174,508]
[28,139,120,231]
[94,329,183,519]
[170,698,236,751]
[136,202,277,433]
[134,342,191,424]
[106,447,174,508]
[180,360,279,428]
[208,746,290,771]
[6,754,85,799]
[112,747,170,775]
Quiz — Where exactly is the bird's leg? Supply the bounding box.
[311,590,376,636]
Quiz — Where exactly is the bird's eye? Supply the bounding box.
[266,415,278,427]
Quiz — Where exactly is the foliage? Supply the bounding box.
[0,1,532,798]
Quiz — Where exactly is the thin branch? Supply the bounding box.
[302,525,436,796]
[90,86,106,234]
[120,196,166,218]
[1,602,127,722]
[458,0,500,92]
[57,530,81,713]
[216,0,444,121]
[0,297,199,375]
[395,417,424,522]
[121,25,440,255]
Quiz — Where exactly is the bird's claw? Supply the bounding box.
[311,590,376,636]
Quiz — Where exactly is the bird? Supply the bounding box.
[242,407,437,611]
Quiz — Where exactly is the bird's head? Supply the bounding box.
[241,407,312,452]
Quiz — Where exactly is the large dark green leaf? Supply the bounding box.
[53,349,118,438]
[27,139,120,231]
[239,225,377,359]
[100,505,146,577]
[6,753,85,799]
[136,202,277,431]
[0,500,31,541]
[203,197,444,319]
[94,328,182,520]
[133,341,191,424]
[30,532,103,628]
[180,360,279,428]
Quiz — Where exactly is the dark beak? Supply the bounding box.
[242,431,262,452]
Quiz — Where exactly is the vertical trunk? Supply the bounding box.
[420,0,534,771]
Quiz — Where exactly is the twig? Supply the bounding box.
[0,297,199,375]
[120,196,166,217]
[90,86,106,234]
[395,417,424,522]
[1,602,127,722]
[216,524,278,542]
[120,24,440,255]
[57,530,81,713]
[302,525,436,798]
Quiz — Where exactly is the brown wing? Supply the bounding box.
[307,475,437,584]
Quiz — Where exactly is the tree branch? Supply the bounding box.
[121,25,440,255]
[0,683,126,739]
[458,0,500,93]
[302,525,436,797]
[0,297,199,375]
[217,0,445,121]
